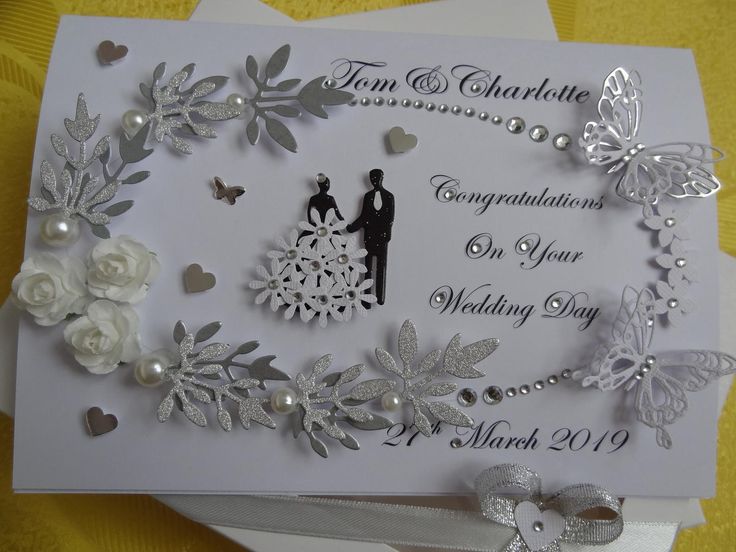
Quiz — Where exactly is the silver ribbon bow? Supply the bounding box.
[476,464,623,552]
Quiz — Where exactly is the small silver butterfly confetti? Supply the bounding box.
[212,176,245,205]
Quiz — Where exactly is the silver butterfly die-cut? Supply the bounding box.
[580,67,725,204]
[574,286,735,449]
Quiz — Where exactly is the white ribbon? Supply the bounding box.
[158,494,679,552]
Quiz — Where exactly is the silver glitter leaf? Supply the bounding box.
[342,407,373,423]
[50,134,68,158]
[337,364,363,385]
[349,379,395,401]
[421,382,457,397]
[157,393,175,422]
[217,408,233,431]
[28,95,152,236]
[195,102,241,121]
[426,401,473,428]
[376,320,498,437]
[375,348,401,376]
[238,398,276,429]
[413,404,433,437]
[398,319,418,367]
[197,342,230,362]
[183,400,207,427]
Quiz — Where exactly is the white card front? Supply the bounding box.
[13,16,720,497]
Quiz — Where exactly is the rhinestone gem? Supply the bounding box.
[337,253,350,264]
[534,380,545,390]
[505,387,517,397]
[401,98,412,107]
[561,369,572,379]
[267,279,279,290]
[387,97,398,106]
[547,375,558,385]
[373,96,385,106]
[667,298,679,308]
[426,102,436,111]
[635,371,645,380]
[664,217,676,228]
[470,243,482,254]
[285,249,298,260]
[318,295,329,305]
[451,105,463,115]
[310,260,321,271]
[519,240,532,252]
[438,104,449,113]
[491,115,503,125]
[457,388,477,407]
[550,297,562,309]
[360,97,371,106]
[533,521,544,532]
[553,133,571,150]
[317,226,328,237]
[645,355,657,366]
[292,291,303,302]
[641,365,651,373]
[345,290,356,300]
[519,385,530,395]
[506,117,525,133]
[413,99,424,109]
[482,386,504,405]
[464,107,475,117]
[324,78,338,88]
[444,188,456,200]
[470,82,482,93]
[479,111,489,121]
[529,125,549,142]
[433,292,447,305]
[450,437,463,448]
[675,257,687,268]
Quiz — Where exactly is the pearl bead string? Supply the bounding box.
[336,88,573,151]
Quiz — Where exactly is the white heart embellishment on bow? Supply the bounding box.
[387,126,418,153]
[514,501,565,551]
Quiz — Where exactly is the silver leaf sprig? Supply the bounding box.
[376,320,499,436]
[28,93,153,238]
[289,355,396,458]
[139,63,241,154]
[157,321,290,431]
[241,44,354,153]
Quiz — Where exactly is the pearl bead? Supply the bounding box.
[664,217,676,228]
[491,115,503,125]
[133,350,170,387]
[505,387,517,397]
[413,100,424,109]
[39,213,80,247]
[271,388,298,415]
[226,93,246,112]
[667,298,679,309]
[387,97,398,106]
[451,105,462,115]
[381,391,402,412]
[121,109,148,137]
[373,96,385,106]
[401,98,412,107]
[438,104,449,113]
[360,97,371,106]
[425,102,436,111]
[479,111,489,121]
[675,257,687,268]
[519,384,530,395]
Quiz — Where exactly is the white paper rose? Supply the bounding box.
[11,253,90,326]
[63,299,142,374]
[87,235,160,303]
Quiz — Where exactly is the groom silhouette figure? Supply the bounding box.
[347,169,395,306]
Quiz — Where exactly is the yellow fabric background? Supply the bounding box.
[0,1,733,550]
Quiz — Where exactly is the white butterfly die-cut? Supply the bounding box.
[580,67,725,204]
[574,286,735,449]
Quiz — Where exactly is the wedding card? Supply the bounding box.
[12,16,721,497]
